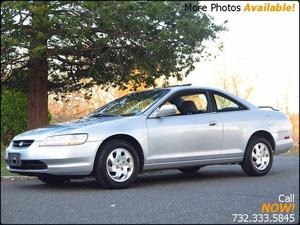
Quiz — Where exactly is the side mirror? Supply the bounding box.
[151,104,177,118]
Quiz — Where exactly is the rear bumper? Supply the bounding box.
[5,141,102,176]
[274,140,293,155]
[272,131,293,155]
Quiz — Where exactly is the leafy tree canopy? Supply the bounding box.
[1,1,226,93]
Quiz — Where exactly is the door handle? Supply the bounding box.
[209,121,217,126]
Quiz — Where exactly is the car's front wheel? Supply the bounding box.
[241,137,273,176]
[94,140,139,189]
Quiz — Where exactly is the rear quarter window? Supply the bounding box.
[213,92,247,112]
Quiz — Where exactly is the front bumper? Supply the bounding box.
[5,140,102,176]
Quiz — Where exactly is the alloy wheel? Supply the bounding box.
[106,148,134,182]
[251,142,270,171]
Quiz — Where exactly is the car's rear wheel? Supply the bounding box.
[38,175,69,184]
[241,137,273,176]
[94,139,139,189]
[178,166,201,175]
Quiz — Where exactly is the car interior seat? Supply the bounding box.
[180,100,198,115]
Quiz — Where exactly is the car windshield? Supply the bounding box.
[87,89,170,117]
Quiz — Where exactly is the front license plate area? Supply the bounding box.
[8,153,21,167]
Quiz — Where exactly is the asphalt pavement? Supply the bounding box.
[1,156,299,224]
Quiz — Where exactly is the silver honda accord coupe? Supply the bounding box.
[5,84,293,188]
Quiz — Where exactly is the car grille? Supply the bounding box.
[9,160,47,170]
[13,140,34,148]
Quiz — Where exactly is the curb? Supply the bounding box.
[1,176,37,181]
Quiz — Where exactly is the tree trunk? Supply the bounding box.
[28,2,49,130]
[28,57,48,130]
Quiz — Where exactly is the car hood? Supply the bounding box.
[13,116,125,141]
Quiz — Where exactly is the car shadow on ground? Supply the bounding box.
[13,165,281,191]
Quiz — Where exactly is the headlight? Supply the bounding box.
[39,134,88,146]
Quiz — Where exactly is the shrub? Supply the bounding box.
[1,89,29,145]
[1,88,53,145]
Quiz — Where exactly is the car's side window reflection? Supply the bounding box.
[161,92,209,116]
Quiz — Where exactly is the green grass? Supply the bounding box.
[1,148,16,176]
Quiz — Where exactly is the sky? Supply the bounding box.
[181,1,299,113]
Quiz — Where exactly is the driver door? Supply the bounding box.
[146,90,223,164]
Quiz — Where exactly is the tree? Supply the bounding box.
[1,1,226,129]
[219,75,254,100]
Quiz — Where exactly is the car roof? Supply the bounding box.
[162,84,222,91]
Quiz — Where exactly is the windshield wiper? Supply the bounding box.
[91,113,120,117]
[119,113,135,116]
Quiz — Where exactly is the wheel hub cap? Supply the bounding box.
[106,148,134,182]
[252,143,270,170]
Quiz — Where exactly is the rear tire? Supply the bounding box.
[94,139,139,189]
[178,166,201,175]
[241,137,273,176]
[38,175,69,184]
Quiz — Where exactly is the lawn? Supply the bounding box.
[1,148,15,176]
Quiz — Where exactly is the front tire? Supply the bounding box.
[94,140,139,189]
[241,137,273,176]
